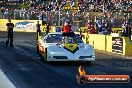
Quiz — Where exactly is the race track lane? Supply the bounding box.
[0,32,132,88]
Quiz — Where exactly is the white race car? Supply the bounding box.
[37,32,95,63]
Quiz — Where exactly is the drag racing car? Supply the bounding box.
[37,32,95,63]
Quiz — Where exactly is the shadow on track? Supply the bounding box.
[95,58,132,67]
[46,61,93,67]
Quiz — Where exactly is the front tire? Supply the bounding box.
[37,44,46,63]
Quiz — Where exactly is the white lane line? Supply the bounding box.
[0,68,16,88]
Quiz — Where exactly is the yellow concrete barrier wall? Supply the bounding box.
[106,35,112,52]
[123,37,132,56]
[112,28,123,34]
[80,27,123,34]
[0,19,9,31]
[80,27,123,33]
[87,34,106,51]
[85,34,132,56]
[41,26,46,32]
[41,26,54,33]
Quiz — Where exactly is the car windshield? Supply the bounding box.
[45,34,62,43]
[74,34,83,43]
[45,34,83,43]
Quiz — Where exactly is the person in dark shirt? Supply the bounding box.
[45,23,50,35]
[36,21,41,39]
[121,19,131,41]
[6,19,14,47]
[79,31,85,40]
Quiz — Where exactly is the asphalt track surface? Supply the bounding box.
[0,31,132,88]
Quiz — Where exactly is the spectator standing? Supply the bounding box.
[79,31,85,40]
[104,21,112,35]
[121,20,131,41]
[6,19,14,47]
[86,19,91,30]
[45,23,50,35]
[1,7,4,18]
[88,24,95,34]
[42,14,47,25]
[36,21,41,39]
[96,20,103,34]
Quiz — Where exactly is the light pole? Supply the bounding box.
[58,7,61,26]
[103,1,104,14]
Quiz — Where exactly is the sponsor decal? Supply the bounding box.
[14,21,36,31]
[63,43,79,53]
[76,66,130,84]
[112,37,123,54]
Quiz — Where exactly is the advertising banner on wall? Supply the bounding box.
[112,37,123,54]
[0,19,42,32]
[14,21,36,32]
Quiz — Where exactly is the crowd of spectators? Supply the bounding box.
[0,0,131,28]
